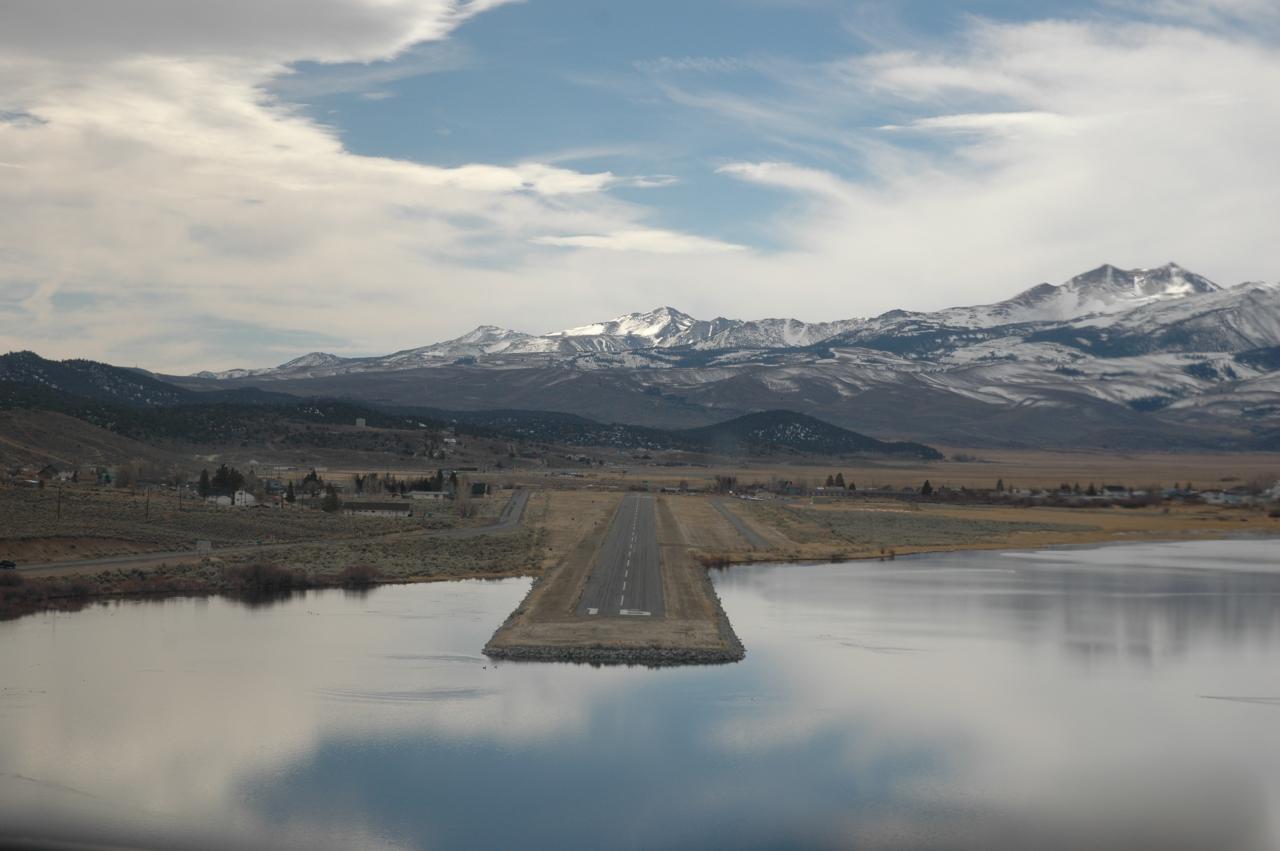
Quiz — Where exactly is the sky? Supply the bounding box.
[1,0,1278,372]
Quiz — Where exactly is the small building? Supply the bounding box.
[207,495,233,507]
[470,482,490,498]
[355,417,367,428]
[408,490,449,500]
[342,502,412,518]
[233,489,257,507]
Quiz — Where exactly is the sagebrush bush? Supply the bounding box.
[225,562,302,592]
[338,564,379,588]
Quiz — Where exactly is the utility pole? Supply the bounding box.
[56,483,62,521]
[145,487,150,520]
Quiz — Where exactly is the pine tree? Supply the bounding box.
[921,479,934,496]
[211,464,244,495]
[825,475,835,487]
[197,469,211,498]
[996,478,1004,493]
[321,483,341,513]
[834,472,846,489]
[285,481,296,503]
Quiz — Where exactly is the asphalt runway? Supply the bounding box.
[575,493,665,618]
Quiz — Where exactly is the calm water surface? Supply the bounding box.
[2,539,1279,850]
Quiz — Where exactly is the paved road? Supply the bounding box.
[712,499,770,549]
[432,488,530,539]
[16,488,533,573]
[576,493,665,618]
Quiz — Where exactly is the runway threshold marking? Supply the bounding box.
[619,609,651,617]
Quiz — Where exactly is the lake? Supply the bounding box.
[2,539,1279,850]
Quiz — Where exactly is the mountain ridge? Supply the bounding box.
[0,355,942,460]
[156,262,1280,450]
[191,262,1264,380]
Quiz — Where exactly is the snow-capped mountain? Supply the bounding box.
[381,325,538,365]
[550,306,698,343]
[932,263,1221,328]
[182,263,1280,449]
[198,262,1254,380]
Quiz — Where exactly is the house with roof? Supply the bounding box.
[342,501,412,518]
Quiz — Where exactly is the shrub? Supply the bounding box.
[55,578,93,598]
[338,564,379,588]
[225,562,302,592]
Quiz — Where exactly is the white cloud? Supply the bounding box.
[701,17,1280,314]
[879,111,1074,136]
[271,41,475,100]
[0,0,719,370]
[716,162,857,204]
[531,229,747,254]
[0,0,513,64]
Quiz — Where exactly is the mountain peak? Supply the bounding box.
[551,306,699,340]
[1066,262,1217,296]
[1130,263,1219,297]
[609,306,695,325]
[453,325,525,343]
[997,262,1220,322]
[277,351,344,370]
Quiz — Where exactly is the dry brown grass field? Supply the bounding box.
[483,449,1280,494]
[690,495,1280,565]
